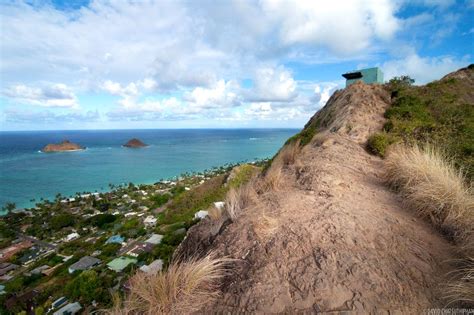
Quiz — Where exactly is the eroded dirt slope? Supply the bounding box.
[177,82,456,313]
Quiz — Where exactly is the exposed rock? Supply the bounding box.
[123,138,148,148]
[42,140,84,153]
[176,81,457,313]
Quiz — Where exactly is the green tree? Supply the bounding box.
[0,221,15,238]
[65,270,102,304]
[100,243,121,258]
[50,213,76,230]
[89,213,116,228]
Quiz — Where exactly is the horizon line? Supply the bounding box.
[0,127,302,132]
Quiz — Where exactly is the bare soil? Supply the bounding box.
[177,82,456,314]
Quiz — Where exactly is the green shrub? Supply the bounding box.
[382,70,474,179]
[161,175,227,224]
[162,232,185,247]
[151,243,174,267]
[285,124,318,147]
[227,164,258,188]
[150,193,170,207]
[367,133,397,157]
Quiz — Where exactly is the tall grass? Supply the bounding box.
[108,255,230,314]
[385,145,473,236]
[225,183,256,221]
[207,205,224,221]
[279,140,300,166]
[384,144,474,305]
[446,258,474,306]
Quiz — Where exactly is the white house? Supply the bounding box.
[144,216,157,227]
[194,210,208,220]
[60,197,75,204]
[64,232,79,242]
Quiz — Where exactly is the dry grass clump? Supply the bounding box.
[445,257,474,306]
[225,183,256,221]
[255,163,284,195]
[108,255,230,314]
[385,144,473,235]
[279,140,300,166]
[384,144,474,306]
[207,205,224,221]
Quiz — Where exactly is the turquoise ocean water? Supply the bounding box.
[0,129,298,213]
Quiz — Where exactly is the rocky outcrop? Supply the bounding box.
[175,81,456,313]
[123,138,148,148]
[42,140,84,152]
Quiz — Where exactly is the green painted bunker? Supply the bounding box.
[342,67,384,87]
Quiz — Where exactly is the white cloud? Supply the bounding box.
[3,83,79,108]
[312,82,340,107]
[185,80,241,109]
[382,53,470,84]
[246,67,297,102]
[262,0,400,54]
[1,0,470,128]
[1,0,402,89]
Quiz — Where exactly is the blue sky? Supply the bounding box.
[0,0,472,131]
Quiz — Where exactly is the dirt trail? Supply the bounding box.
[178,82,456,313]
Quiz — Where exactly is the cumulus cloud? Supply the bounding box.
[185,80,241,109]
[100,78,160,108]
[245,67,298,102]
[262,0,400,54]
[312,82,340,107]
[3,83,79,108]
[382,53,470,84]
[1,0,402,88]
[0,0,469,128]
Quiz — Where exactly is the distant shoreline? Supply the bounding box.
[0,157,270,215]
[0,128,298,211]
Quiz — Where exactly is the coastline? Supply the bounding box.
[1,158,269,215]
[0,128,299,212]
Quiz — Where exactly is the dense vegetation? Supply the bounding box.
[367,66,474,180]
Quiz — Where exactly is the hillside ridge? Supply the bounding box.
[175,80,460,313]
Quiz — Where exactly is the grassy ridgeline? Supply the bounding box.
[367,65,474,180]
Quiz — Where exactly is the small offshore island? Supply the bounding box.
[123,138,148,148]
[42,140,85,153]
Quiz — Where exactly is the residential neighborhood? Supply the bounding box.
[0,162,260,313]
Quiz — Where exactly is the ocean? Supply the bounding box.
[0,129,298,212]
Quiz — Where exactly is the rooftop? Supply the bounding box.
[107,256,137,272]
[53,302,82,315]
[106,235,125,244]
[68,256,101,273]
[145,234,163,245]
